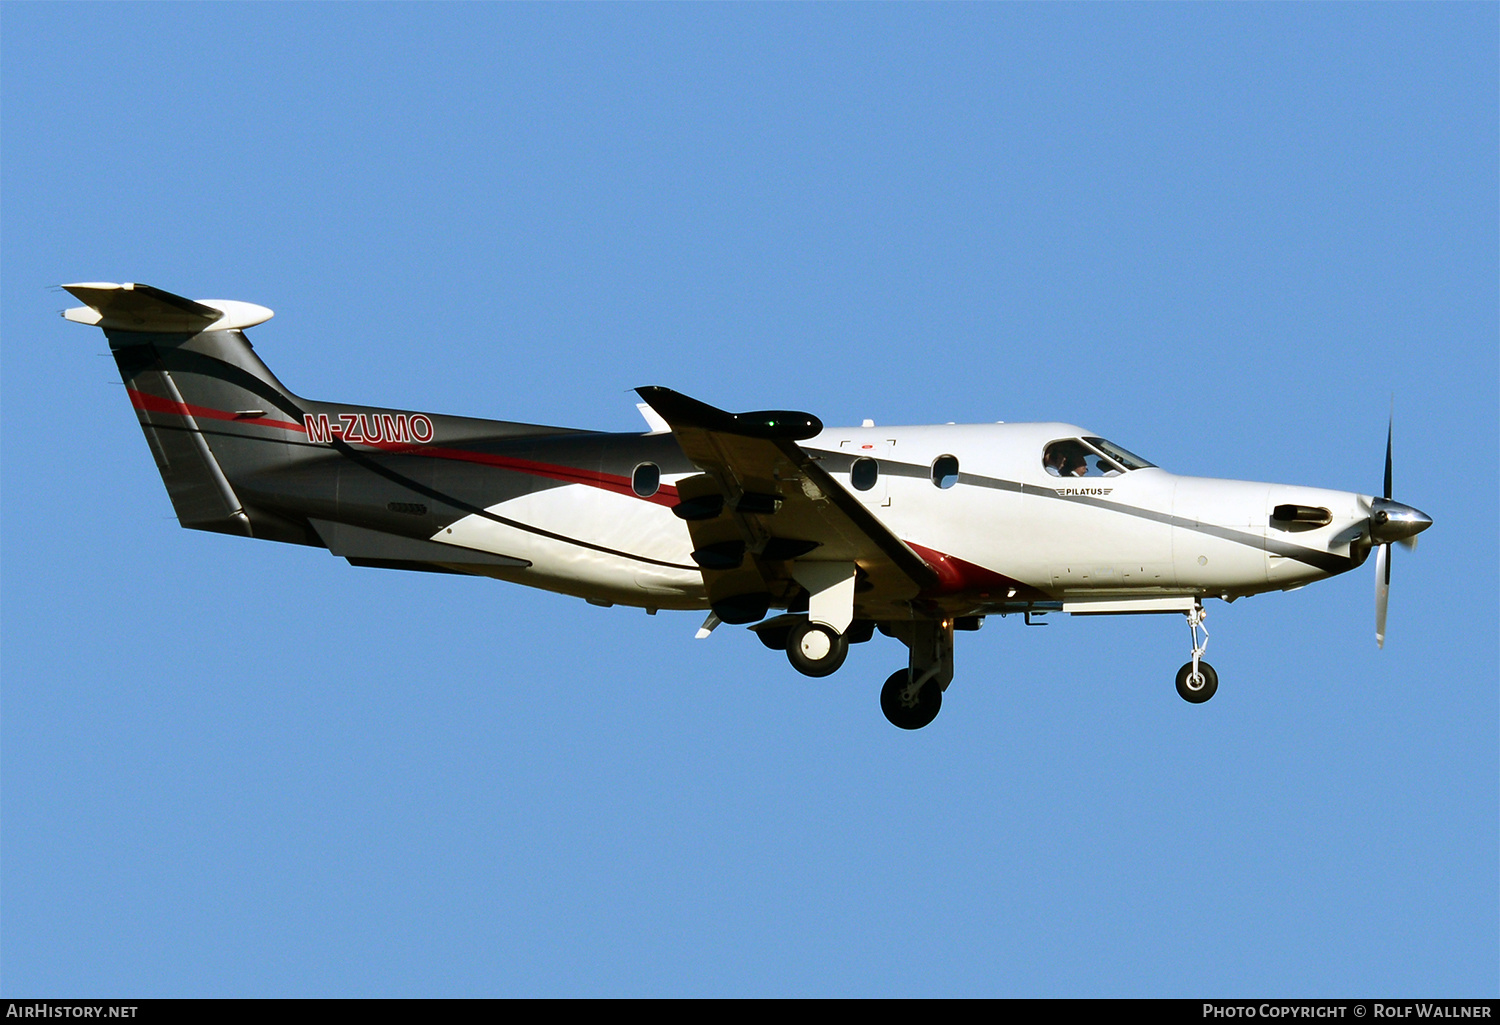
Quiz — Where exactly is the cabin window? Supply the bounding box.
[850,457,879,491]
[931,454,960,489]
[632,462,660,497]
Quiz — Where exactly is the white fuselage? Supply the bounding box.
[432,421,1368,611]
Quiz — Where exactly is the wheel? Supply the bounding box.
[1175,661,1219,703]
[786,621,849,678]
[880,669,942,730]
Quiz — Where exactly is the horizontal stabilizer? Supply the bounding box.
[62,282,273,333]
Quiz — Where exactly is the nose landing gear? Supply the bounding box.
[1175,660,1218,703]
[1176,603,1217,703]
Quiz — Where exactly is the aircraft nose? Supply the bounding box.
[1369,498,1432,545]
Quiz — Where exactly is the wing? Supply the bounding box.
[637,387,938,628]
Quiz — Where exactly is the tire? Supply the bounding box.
[1175,661,1219,703]
[880,670,942,730]
[786,621,849,678]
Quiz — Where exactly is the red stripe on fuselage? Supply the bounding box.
[125,388,681,506]
[377,443,680,506]
[127,388,304,432]
[904,541,1049,601]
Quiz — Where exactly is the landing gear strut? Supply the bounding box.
[1176,603,1217,703]
[878,618,954,729]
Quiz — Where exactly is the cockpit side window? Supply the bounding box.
[1043,439,1127,478]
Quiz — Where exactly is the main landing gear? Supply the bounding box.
[757,615,866,677]
[754,614,952,729]
[785,620,848,678]
[1176,603,1218,703]
[880,669,942,730]
[876,618,954,730]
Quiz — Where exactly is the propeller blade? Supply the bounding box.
[1375,543,1390,649]
[1398,535,1418,552]
[1383,414,1393,500]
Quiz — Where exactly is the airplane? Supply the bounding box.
[62,282,1433,729]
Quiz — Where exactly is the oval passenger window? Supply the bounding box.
[632,462,660,498]
[850,457,879,492]
[931,455,959,489]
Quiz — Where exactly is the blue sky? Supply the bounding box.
[3,3,1495,997]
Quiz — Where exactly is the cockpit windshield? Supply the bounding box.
[1084,437,1154,470]
[1043,437,1156,478]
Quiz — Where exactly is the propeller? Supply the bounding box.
[1368,414,1432,648]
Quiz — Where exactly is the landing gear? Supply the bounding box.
[785,620,848,678]
[881,669,942,730]
[877,618,954,729]
[1175,660,1218,703]
[1176,602,1218,703]
[758,610,955,728]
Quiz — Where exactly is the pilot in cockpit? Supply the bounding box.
[1043,445,1069,476]
[1044,441,1090,477]
[1046,436,1156,479]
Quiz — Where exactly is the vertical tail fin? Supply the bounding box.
[64,282,317,544]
